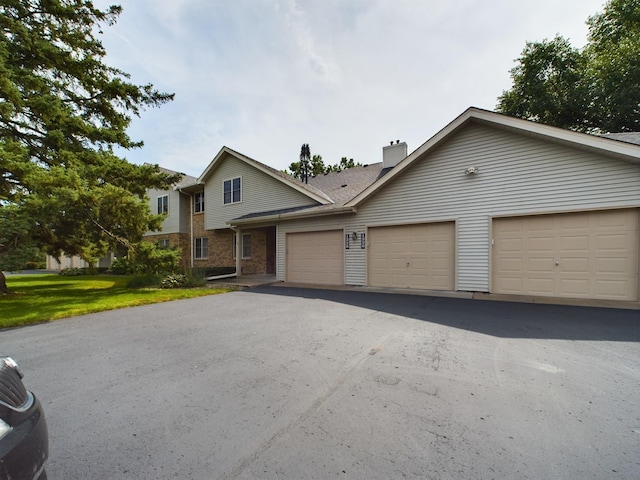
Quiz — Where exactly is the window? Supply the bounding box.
[232,234,251,259]
[195,237,208,259]
[158,239,170,249]
[194,191,205,213]
[223,177,241,204]
[157,195,168,214]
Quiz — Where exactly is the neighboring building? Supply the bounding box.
[45,253,114,271]
[45,108,640,303]
[143,168,197,269]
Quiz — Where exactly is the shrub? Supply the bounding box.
[127,274,162,288]
[161,274,187,289]
[181,269,207,288]
[110,258,130,275]
[24,261,39,270]
[60,268,86,276]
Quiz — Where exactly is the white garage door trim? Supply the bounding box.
[286,230,344,285]
[492,209,639,301]
[367,222,455,290]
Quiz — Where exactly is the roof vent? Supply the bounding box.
[383,141,407,169]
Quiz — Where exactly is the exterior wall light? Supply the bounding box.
[465,166,479,175]
[351,231,358,241]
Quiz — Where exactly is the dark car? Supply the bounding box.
[0,357,48,480]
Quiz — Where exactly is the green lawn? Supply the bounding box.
[0,274,230,329]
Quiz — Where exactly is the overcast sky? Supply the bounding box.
[94,0,606,177]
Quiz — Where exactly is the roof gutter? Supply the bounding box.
[229,206,356,227]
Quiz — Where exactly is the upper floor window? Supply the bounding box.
[157,195,168,214]
[223,177,241,204]
[194,191,205,213]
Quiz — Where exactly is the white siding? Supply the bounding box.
[355,123,640,292]
[345,224,367,285]
[205,156,318,230]
[146,188,185,234]
[278,123,640,292]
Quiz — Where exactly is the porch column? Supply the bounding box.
[235,227,242,276]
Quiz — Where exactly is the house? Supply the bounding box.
[48,107,640,303]
[191,107,640,303]
[144,168,197,269]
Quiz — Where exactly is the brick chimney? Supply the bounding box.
[382,140,407,169]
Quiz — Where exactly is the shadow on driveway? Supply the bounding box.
[248,285,640,342]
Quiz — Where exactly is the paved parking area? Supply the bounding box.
[3,286,639,479]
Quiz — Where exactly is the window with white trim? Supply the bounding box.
[232,234,251,259]
[157,195,168,214]
[195,237,208,259]
[194,191,205,213]
[223,177,241,204]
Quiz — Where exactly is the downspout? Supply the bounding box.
[184,191,194,268]
[232,226,241,277]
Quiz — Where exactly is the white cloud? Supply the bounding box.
[94,0,605,176]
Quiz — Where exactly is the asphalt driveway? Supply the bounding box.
[3,286,639,479]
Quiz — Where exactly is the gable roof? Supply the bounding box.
[602,132,640,145]
[345,107,640,208]
[231,162,385,225]
[195,146,332,205]
[150,165,197,190]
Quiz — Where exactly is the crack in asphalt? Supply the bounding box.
[220,334,394,480]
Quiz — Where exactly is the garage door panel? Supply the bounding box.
[286,230,343,285]
[596,233,632,250]
[528,236,554,251]
[527,277,555,295]
[597,257,629,274]
[559,279,590,297]
[493,209,638,301]
[368,222,455,290]
[528,259,554,273]
[596,279,632,299]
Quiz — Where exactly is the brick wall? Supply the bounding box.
[144,233,190,269]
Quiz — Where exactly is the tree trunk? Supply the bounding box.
[0,271,12,294]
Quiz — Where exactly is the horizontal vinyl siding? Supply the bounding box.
[345,224,366,285]
[205,156,318,230]
[147,188,185,234]
[353,123,640,292]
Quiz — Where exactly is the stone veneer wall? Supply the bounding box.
[148,211,270,274]
[240,229,267,275]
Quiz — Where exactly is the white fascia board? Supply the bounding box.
[197,146,332,205]
[230,206,355,227]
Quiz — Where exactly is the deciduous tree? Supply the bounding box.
[497,0,640,133]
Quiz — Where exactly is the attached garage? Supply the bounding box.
[286,230,344,285]
[492,209,639,301]
[368,222,455,290]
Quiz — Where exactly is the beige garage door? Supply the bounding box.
[286,230,344,285]
[368,222,455,290]
[492,209,639,300]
